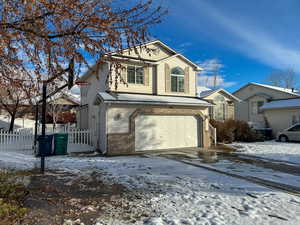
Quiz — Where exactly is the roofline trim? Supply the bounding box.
[233,82,300,96]
[201,88,241,102]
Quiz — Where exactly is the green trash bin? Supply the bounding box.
[54,133,68,155]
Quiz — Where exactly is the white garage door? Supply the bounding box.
[135,115,201,151]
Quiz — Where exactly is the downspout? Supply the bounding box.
[195,70,199,96]
[104,103,109,156]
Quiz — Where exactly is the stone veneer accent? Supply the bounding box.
[106,107,211,155]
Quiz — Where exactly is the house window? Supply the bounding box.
[257,101,264,114]
[214,95,226,121]
[171,67,185,92]
[292,115,298,125]
[251,101,264,115]
[127,66,144,84]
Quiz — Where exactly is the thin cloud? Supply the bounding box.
[193,0,300,72]
[175,42,193,54]
[198,58,223,76]
[197,58,236,88]
[198,75,236,89]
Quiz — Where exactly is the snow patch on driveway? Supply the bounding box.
[231,141,300,165]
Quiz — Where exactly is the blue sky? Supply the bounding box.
[150,0,300,92]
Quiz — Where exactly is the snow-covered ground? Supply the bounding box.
[0,115,35,130]
[231,141,300,165]
[0,151,300,225]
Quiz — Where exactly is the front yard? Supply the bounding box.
[0,151,300,225]
[231,141,300,164]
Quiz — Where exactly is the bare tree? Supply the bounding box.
[266,68,298,89]
[0,70,37,131]
[0,0,166,84]
[48,100,65,132]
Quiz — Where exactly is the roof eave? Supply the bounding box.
[102,100,212,107]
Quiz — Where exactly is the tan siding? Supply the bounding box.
[144,66,150,86]
[184,67,189,94]
[157,56,197,97]
[121,65,127,83]
[109,61,153,94]
[165,63,171,92]
[227,104,235,119]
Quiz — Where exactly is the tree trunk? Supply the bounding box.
[9,113,16,132]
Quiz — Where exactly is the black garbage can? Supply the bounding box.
[37,135,54,156]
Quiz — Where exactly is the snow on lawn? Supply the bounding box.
[1,151,300,225]
[231,141,300,165]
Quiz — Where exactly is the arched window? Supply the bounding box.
[171,67,184,92]
[213,95,226,121]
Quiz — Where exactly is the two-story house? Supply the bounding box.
[78,40,213,155]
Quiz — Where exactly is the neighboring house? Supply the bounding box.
[0,90,80,131]
[78,40,213,155]
[261,98,300,136]
[198,87,240,121]
[46,92,80,125]
[48,92,80,114]
[233,82,300,128]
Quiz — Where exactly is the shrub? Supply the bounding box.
[210,119,263,143]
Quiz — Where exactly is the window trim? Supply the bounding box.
[127,65,144,85]
[251,101,265,115]
[171,67,185,93]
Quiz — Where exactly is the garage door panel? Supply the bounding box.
[135,115,200,151]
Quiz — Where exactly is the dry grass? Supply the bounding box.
[0,170,30,225]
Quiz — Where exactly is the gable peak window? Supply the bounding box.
[127,65,144,84]
[171,67,185,92]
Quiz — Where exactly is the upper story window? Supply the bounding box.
[127,66,144,84]
[171,67,185,92]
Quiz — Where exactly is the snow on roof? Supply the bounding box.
[261,98,300,110]
[197,87,241,101]
[96,92,211,106]
[250,83,300,96]
[63,92,80,104]
[197,86,212,97]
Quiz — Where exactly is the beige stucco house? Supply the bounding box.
[261,98,300,136]
[198,87,240,121]
[233,82,300,128]
[78,40,213,155]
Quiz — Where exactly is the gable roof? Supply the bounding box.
[261,97,300,110]
[233,82,300,97]
[80,40,202,81]
[110,40,202,71]
[198,87,241,102]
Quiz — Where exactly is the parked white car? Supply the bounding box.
[277,123,300,142]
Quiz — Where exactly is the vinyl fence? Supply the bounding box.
[0,128,95,153]
[0,129,34,152]
[67,129,95,153]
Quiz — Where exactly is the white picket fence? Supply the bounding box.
[67,129,95,153]
[0,129,34,152]
[0,128,95,153]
